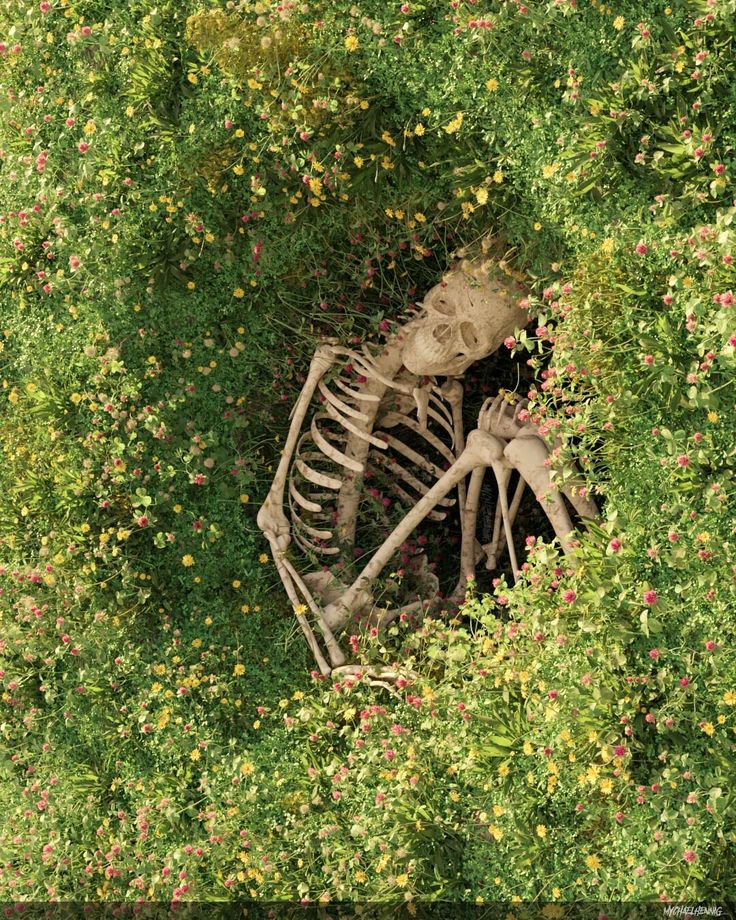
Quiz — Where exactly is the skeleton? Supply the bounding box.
[257,256,600,676]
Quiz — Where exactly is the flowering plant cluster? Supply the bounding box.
[0,0,735,904]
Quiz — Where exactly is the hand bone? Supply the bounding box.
[478,393,529,439]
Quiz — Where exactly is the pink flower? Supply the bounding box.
[679,677,690,687]
[642,589,658,606]
[683,849,697,863]
[704,640,716,651]
[613,745,626,757]
[643,354,654,365]
[649,648,660,660]
[137,516,148,528]
[609,538,622,552]
[78,142,89,154]
[562,589,577,603]
[635,242,648,255]
[503,336,516,349]
[676,454,690,467]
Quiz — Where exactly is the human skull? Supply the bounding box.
[401,259,529,376]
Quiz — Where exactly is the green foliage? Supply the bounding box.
[1,0,735,904]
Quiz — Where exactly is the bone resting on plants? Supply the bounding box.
[257,254,600,675]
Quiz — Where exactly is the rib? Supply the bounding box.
[288,478,322,514]
[310,414,364,473]
[322,399,390,449]
[369,450,455,508]
[378,412,457,466]
[383,478,448,521]
[318,380,370,422]
[373,431,448,480]
[333,376,381,402]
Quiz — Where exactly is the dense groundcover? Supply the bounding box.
[1,0,736,906]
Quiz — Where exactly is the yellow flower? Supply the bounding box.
[723,691,736,705]
[708,411,719,423]
[444,112,464,134]
[536,824,547,839]
[475,187,489,205]
[395,873,409,887]
[233,288,245,299]
[701,722,715,736]
[187,281,196,290]
[414,123,425,136]
[542,164,558,179]
[599,778,613,795]
[233,664,246,676]
[493,170,504,184]
[345,35,359,52]
[414,212,426,223]
[486,78,499,92]
[492,804,505,816]
[534,222,542,231]
[488,824,504,841]
[696,531,710,543]
[182,554,195,567]
[294,603,307,616]
[586,854,602,871]
[190,749,201,761]
[259,553,269,564]
[613,16,624,30]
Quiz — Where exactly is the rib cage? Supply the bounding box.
[289,350,459,564]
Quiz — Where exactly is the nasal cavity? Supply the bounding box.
[432,323,452,344]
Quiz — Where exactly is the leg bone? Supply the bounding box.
[323,429,508,631]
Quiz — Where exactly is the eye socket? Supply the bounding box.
[460,322,480,349]
[429,296,456,316]
[432,323,452,344]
